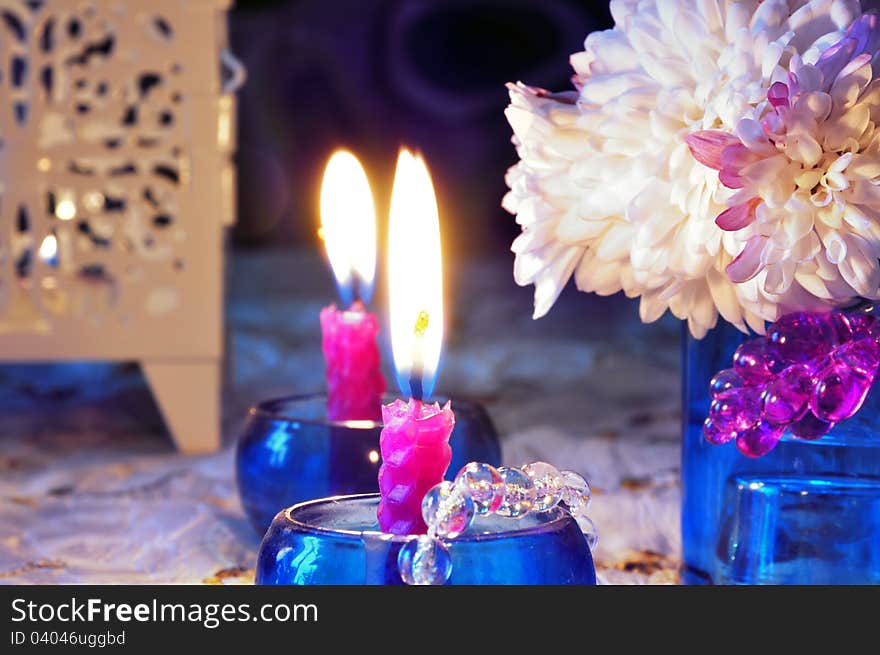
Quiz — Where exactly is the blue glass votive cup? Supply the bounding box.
[717,473,880,584]
[236,393,502,535]
[255,493,596,585]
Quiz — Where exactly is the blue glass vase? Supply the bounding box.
[682,319,880,584]
[236,393,502,535]
[255,494,596,585]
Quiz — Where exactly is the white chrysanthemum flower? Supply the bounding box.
[688,13,880,311]
[504,0,862,337]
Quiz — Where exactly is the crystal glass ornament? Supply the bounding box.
[735,419,785,458]
[733,338,778,384]
[760,364,812,424]
[810,363,872,422]
[522,461,563,512]
[421,481,475,538]
[767,312,829,364]
[823,311,854,344]
[454,462,504,514]
[496,467,536,518]
[397,535,453,585]
[790,412,834,440]
[709,386,762,430]
[850,313,880,340]
[833,338,880,378]
[702,416,738,445]
[709,368,744,397]
[572,509,598,550]
[559,470,591,512]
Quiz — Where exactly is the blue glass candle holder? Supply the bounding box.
[682,320,880,584]
[236,393,502,535]
[255,493,596,585]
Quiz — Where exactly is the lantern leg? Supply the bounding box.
[142,360,222,454]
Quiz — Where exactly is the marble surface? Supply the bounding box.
[0,249,683,584]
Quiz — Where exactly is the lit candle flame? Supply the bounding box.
[388,149,443,400]
[39,234,58,262]
[320,150,377,305]
[55,198,76,221]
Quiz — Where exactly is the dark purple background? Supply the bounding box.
[230,0,612,255]
[229,0,880,255]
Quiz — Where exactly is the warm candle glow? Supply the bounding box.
[39,234,57,261]
[320,150,377,305]
[388,149,443,399]
[55,198,76,221]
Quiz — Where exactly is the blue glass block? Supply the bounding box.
[255,494,596,585]
[236,393,502,535]
[682,321,880,584]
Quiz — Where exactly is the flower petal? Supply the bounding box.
[764,259,796,294]
[716,198,760,231]
[788,132,823,167]
[719,168,745,189]
[736,118,770,149]
[706,266,744,327]
[830,53,873,109]
[726,236,767,283]
[530,247,582,318]
[795,91,832,122]
[838,235,880,298]
[823,103,870,151]
[816,33,857,84]
[767,81,789,108]
[843,203,873,231]
[821,229,847,264]
[685,130,740,170]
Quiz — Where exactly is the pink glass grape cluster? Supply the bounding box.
[704,310,880,457]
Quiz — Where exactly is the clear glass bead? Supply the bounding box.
[454,462,504,514]
[572,507,598,550]
[397,535,452,585]
[522,461,562,512]
[421,481,475,538]
[496,466,536,518]
[559,470,592,512]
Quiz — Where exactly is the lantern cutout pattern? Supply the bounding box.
[0,0,245,453]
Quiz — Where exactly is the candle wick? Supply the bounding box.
[351,275,361,306]
[408,370,423,402]
[336,276,354,308]
[409,310,429,401]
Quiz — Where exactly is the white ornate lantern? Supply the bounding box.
[0,0,244,453]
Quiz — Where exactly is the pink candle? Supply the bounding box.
[320,300,386,421]
[319,151,383,421]
[378,149,450,535]
[377,399,454,534]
